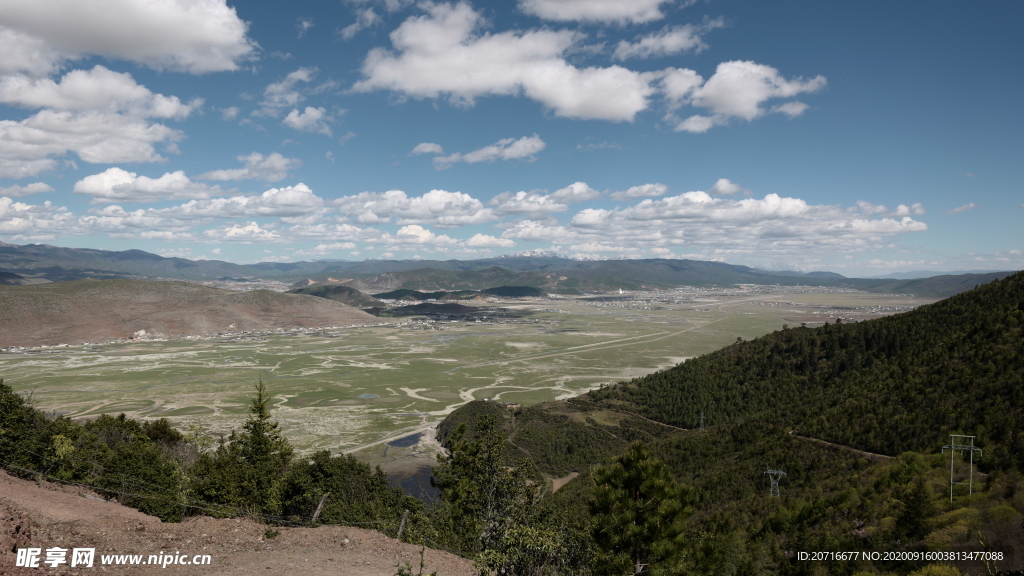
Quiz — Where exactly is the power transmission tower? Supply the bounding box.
[764,468,786,497]
[941,435,982,502]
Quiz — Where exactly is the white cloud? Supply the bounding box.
[197,152,301,183]
[490,190,568,215]
[0,66,202,118]
[667,61,827,132]
[613,19,725,60]
[0,66,203,178]
[0,109,182,178]
[334,189,494,227]
[411,142,444,155]
[339,8,381,41]
[0,196,75,239]
[501,193,929,260]
[296,17,314,38]
[0,182,52,197]
[576,140,620,151]
[551,181,603,203]
[391,224,457,245]
[307,242,356,254]
[773,101,809,117]
[708,178,749,196]
[519,0,674,24]
[203,221,280,243]
[0,27,63,77]
[73,167,223,203]
[467,233,514,247]
[258,68,316,116]
[0,0,256,75]
[945,202,977,215]
[221,106,239,120]
[78,183,326,237]
[610,183,667,200]
[353,2,655,122]
[433,134,545,168]
[282,106,331,135]
[893,203,925,216]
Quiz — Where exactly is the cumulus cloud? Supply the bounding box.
[203,221,280,243]
[334,189,494,227]
[0,66,202,117]
[197,152,301,183]
[490,190,568,215]
[945,202,977,215]
[551,181,603,203]
[0,109,183,178]
[353,2,656,122]
[664,60,827,132]
[339,8,381,40]
[610,183,667,200]
[311,242,356,253]
[894,203,925,216]
[466,233,514,247]
[433,135,545,168]
[258,68,316,116]
[708,178,749,196]
[73,167,223,203]
[79,183,326,237]
[221,106,239,120]
[411,142,444,155]
[613,19,725,60]
[282,106,332,135]
[519,0,674,24]
[0,196,75,239]
[0,182,53,197]
[501,192,929,260]
[0,0,256,75]
[0,66,203,178]
[390,224,457,245]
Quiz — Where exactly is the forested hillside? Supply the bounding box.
[594,271,1024,471]
[437,272,1024,574]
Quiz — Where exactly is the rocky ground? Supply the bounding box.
[0,470,475,576]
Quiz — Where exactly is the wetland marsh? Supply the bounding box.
[0,286,937,480]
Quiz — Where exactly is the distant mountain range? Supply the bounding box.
[0,241,1018,297]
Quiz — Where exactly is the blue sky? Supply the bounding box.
[0,0,1021,276]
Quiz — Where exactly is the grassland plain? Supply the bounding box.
[0,287,937,477]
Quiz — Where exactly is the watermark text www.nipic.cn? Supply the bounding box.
[15,548,213,569]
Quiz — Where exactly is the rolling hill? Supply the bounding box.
[0,279,377,347]
[287,284,384,308]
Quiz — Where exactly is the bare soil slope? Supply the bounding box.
[0,470,474,576]
[0,279,377,347]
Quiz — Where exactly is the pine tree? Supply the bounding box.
[431,416,537,555]
[590,442,691,575]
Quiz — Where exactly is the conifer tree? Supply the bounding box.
[431,416,537,555]
[590,442,691,575]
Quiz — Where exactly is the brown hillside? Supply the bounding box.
[0,470,474,575]
[0,279,378,348]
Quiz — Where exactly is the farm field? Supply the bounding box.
[0,286,938,475]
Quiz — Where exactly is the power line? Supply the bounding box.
[941,435,982,502]
[763,468,786,497]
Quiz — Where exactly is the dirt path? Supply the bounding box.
[0,470,474,576]
[792,434,893,462]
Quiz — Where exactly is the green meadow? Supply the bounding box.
[0,289,935,456]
